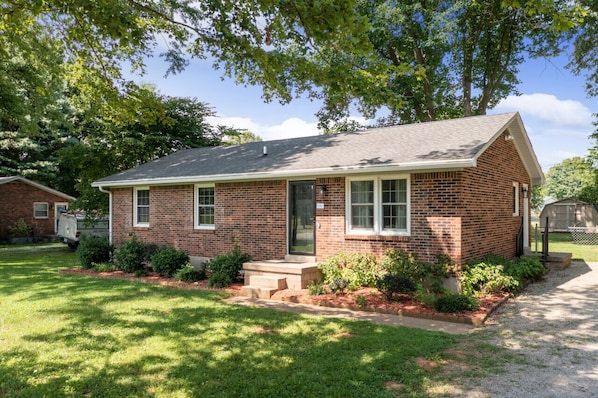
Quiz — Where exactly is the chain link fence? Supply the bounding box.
[568,227,598,245]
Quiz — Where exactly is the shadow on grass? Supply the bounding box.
[1,250,461,397]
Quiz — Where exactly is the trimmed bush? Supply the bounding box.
[318,252,381,290]
[380,250,451,293]
[151,247,190,277]
[376,273,417,301]
[174,264,207,282]
[78,235,113,269]
[504,256,545,284]
[115,235,146,274]
[207,244,252,288]
[461,260,519,295]
[434,293,479,313]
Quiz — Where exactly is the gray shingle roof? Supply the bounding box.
[0,176,75,200]
[93,112,544,187]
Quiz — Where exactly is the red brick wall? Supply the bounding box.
[314,173,462,264]
[459,130,530,261]
[111,181,287,260]
[110,132,530,266]
[0,181,71,240]
[314,132,530,265]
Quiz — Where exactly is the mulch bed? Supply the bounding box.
[61,268,509,326]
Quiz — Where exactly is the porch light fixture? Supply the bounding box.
[319,185,327,196]
[522,186,528,198]
[504,134,514,141]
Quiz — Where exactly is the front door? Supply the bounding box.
[289,181,316,255]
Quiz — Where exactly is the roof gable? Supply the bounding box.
[0,176,75,201]
[93,112,544,187]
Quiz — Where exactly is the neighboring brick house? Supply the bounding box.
[92,112,543,267]
[0,176,75,241]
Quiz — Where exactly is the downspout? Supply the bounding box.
[98,186,113,245]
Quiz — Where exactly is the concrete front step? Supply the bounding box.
[249,275,287,290]
[240,285,279,299]
[243,260,321,290]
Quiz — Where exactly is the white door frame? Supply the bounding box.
[522,184,529,248]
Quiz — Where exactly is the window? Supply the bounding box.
[34,202,49,218]
[347,176,409,235]
[195,184,215,229]
[512,182,519,217]
[134,187,150,226]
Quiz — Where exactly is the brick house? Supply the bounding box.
[92,112,543,269]
[0,176,75,241]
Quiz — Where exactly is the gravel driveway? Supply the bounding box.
[461,261,598,397]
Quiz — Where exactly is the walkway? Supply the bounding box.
[225,295,476,335]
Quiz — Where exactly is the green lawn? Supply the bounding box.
[0,247,463,397]
[531,232,598,262]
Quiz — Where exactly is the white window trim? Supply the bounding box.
[194,183,215,230]
[133,186,150,227]
[345,175,410,236]
[512,182,520,217]
[33,202,49,219]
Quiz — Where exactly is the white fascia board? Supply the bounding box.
[91,158,475,188]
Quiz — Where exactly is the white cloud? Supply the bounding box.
[495,93,593,128]
[208,116,320,141]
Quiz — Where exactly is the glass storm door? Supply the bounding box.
[289,181,316,255]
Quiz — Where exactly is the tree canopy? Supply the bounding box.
[543,157,597,202]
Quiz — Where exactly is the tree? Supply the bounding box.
[543,157,597,201]
[223,131,262,145]
[61,86,238,212]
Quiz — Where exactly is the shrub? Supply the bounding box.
[380,250,451,293]
[328,277,349,295]
[460,261,519,296]
[78,235,113,269]
[115,235,147,274]
[151,247,190,277]
[376,273,417,301]
[174,264,207,282]
[207,244,252,288]
[8,218,32,238]
[434,293,479,313]
[93,262,118,272]
[504,256,545,284]
[414,284,437,308]
[307,280,326,296]
[318,252,381,290]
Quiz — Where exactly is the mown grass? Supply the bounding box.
[1,247,466,397]
[531,232,598,262]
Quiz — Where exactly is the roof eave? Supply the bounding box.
[92,159,475,188]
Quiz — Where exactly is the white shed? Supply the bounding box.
[539,198,598,232]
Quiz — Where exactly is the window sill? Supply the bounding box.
[345,234,410,242]
[194,228,215,234]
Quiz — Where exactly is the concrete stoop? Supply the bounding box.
[240,255,321,298]
[523,249,572,271]
[546,252,572,271]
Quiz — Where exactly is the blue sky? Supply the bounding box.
[132,49,597,173]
